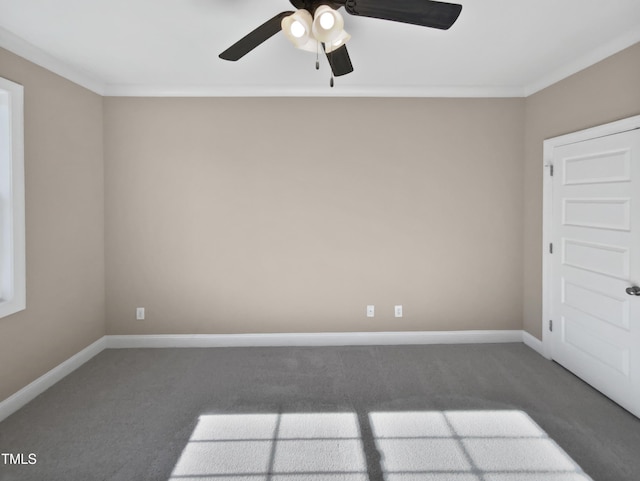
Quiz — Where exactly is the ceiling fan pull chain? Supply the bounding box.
[323,42,335,87]
[316,43,320,70]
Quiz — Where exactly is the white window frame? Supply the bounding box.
[0,76,25,318]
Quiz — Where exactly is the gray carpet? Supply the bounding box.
[0,343,639,481]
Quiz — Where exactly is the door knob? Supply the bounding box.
[626,286,640,296]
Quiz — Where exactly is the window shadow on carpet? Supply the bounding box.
[168,410,592,481]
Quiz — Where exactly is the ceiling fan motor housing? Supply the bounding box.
[290,0,346,15]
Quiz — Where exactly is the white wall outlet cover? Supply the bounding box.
[367,305,375,317]
[136,307,145,320]
[395,305,403,317]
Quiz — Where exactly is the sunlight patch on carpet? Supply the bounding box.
[169,410,592,480]
[169,412,368,480]
[370,410,593,481]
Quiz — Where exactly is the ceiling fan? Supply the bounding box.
[219,0,462,82]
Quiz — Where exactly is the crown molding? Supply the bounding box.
[102,84,525,98]
[2,23,638,99]
[0,26,105,95]
[524,30,640,97]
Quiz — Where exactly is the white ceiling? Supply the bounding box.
[0,0,639,97]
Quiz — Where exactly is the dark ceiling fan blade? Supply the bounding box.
[289,0,344,9]
[325,44,354,77]
[343,0,462,30]
[219,11,294,61]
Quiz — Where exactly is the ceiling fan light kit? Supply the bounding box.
[220,0,462,82]
[281,6,351,54]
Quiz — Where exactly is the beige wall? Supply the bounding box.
[0,48,105,401]
[105,97,525,334]
[2,37,638,401]
[523,42,640,339]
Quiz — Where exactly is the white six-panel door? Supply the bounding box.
[550,127,640,418]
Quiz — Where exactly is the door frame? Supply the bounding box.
[542,114,640,360]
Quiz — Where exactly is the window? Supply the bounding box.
[0,76,25,318]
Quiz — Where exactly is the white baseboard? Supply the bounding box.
[0,336,106,423]
[1,329,541,423]
[105,330,524,349]
[522,331,549,358]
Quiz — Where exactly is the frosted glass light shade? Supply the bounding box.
[312,5,345,43]
[282,10,314,47]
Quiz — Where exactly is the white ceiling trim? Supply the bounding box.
[523,29,640,97]
[102,84,525,98]
[1,24,638,99]
[0,26,105,95]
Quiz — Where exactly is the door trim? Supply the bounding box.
[542,114,640,360]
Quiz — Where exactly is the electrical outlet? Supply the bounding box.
[394,305,403,318]
[367,305,375,317]
[136,307,145,320]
